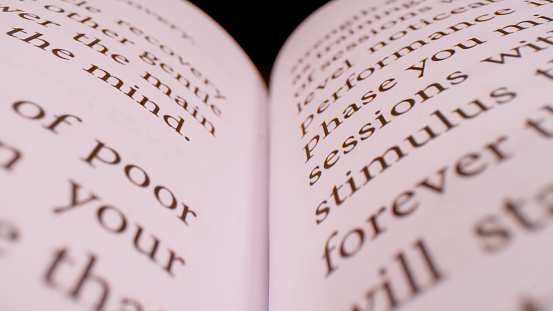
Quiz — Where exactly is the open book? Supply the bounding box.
[2,0,553,309]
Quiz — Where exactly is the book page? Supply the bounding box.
[0,0,268,310]
[269,0,553,310]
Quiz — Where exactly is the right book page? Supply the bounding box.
[268,0,553,310]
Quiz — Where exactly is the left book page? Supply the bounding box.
[0,1,269,310]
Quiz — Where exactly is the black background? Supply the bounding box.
[188,1,330,84]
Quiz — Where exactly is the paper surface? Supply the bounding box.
[269,0,553,309]
[0,1,268,310]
